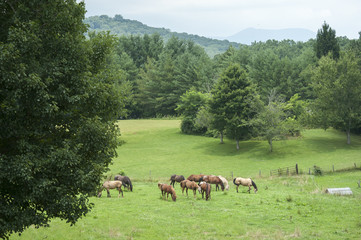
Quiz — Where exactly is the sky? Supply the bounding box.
[82,0,361,39]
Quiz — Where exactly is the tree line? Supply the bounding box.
[92,22,361,150]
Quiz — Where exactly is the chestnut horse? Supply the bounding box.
[180,180,199,198]
[198,182,211,201]
[233,177,258,193]
[98,181,123,198]
[158,183,177,201]
[187,174,205,182]
[114,175,133,191]
[199,175,224,191]
[169,174,185,187]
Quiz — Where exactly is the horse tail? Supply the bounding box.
[251,179,258,191]
[233,178,237,185]
[198,176,203,184]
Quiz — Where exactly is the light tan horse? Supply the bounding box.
[187,174,205,182]
[98,181,123,198]
[158,183,177,201]
[233,177,258,193]
[198,182,211,201]
[180,180,199,198]
[199,175,224,191]
[218,175,229,191]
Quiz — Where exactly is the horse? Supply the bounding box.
[233,177,258,193]
[158,183,177,201]
[180,180,199,198]
[198,181,211,201]
[114,175,133,192]
[98,181,123,198]
[169,174,185,187]
[187,174,205,182]
[218,175,229,191]
[199,175,224,191]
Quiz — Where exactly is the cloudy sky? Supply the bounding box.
[82,0,361,39]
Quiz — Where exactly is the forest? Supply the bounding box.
[84,16,361,150]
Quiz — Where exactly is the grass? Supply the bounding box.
[11,120,361,239]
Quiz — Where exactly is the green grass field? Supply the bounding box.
[11,120,361,239]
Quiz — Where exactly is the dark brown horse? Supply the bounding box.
[180,180,199,198]
[169,174,185,187]
[114,175,133,191]
[98,181,123,198]
[198,182,211,201]
[158,183,177,201]
[187,174,205,182]
[199,175,224,191]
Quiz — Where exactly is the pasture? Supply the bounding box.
[12,120,361,239]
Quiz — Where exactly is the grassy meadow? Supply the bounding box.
[12,120,361,240]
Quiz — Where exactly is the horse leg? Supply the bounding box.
[248,185,251,193]
[186,188,188,196]
[236,185,239,193]
[193,189,196,198]
[120,187,123,198]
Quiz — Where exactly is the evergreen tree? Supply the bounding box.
[210,64,258,149]
[314,22,340,59]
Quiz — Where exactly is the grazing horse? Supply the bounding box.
[187,174,205,182]
[158,183,177,201]
[199,175,224,191]
[169,174,185,187]
[198,182,211,201]
[233,177,258,193]
[218,175,229,191]
[180,180,199,198]
[114,175,133,192]
[98,181,123,198]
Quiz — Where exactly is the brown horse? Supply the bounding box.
[169,174,185,187]
[98,181,123,198]
[199,175,224,191]
[187,174,205,182]
[158,183,177,201]
[198,182,211,201]
[233,177,258,193]
[114,175,133,191]
[180,180,199,198]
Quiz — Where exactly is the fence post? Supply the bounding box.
[309,168,311,175]
[296,164,298,175]
[270,170,272,176]
[354,163,357,168]
[149,170,151,179]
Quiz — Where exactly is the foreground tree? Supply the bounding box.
[311,52,361,144]
[0,1,124,238]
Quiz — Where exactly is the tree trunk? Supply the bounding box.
[220,131,224,144]
[346,129,351,145]
[236,139,240,150]
[268,139,273,152]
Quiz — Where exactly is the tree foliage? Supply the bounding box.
[314,22,340,59]
[0,1,125,238]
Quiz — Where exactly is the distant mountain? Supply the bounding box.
[84,15,240,57]
[225,28,316,45]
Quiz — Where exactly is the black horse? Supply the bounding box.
[169,174,185,187]
[114,175,133,192]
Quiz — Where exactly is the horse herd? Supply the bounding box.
[98,174,258,202]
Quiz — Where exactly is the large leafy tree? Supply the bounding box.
[314,22,340,59]
[0,1,124,238]
[210,64,258,149]
[311,52,361,144]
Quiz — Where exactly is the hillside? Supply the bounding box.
[84,15,240,57]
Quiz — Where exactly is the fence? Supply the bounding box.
[269,164,298,176]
